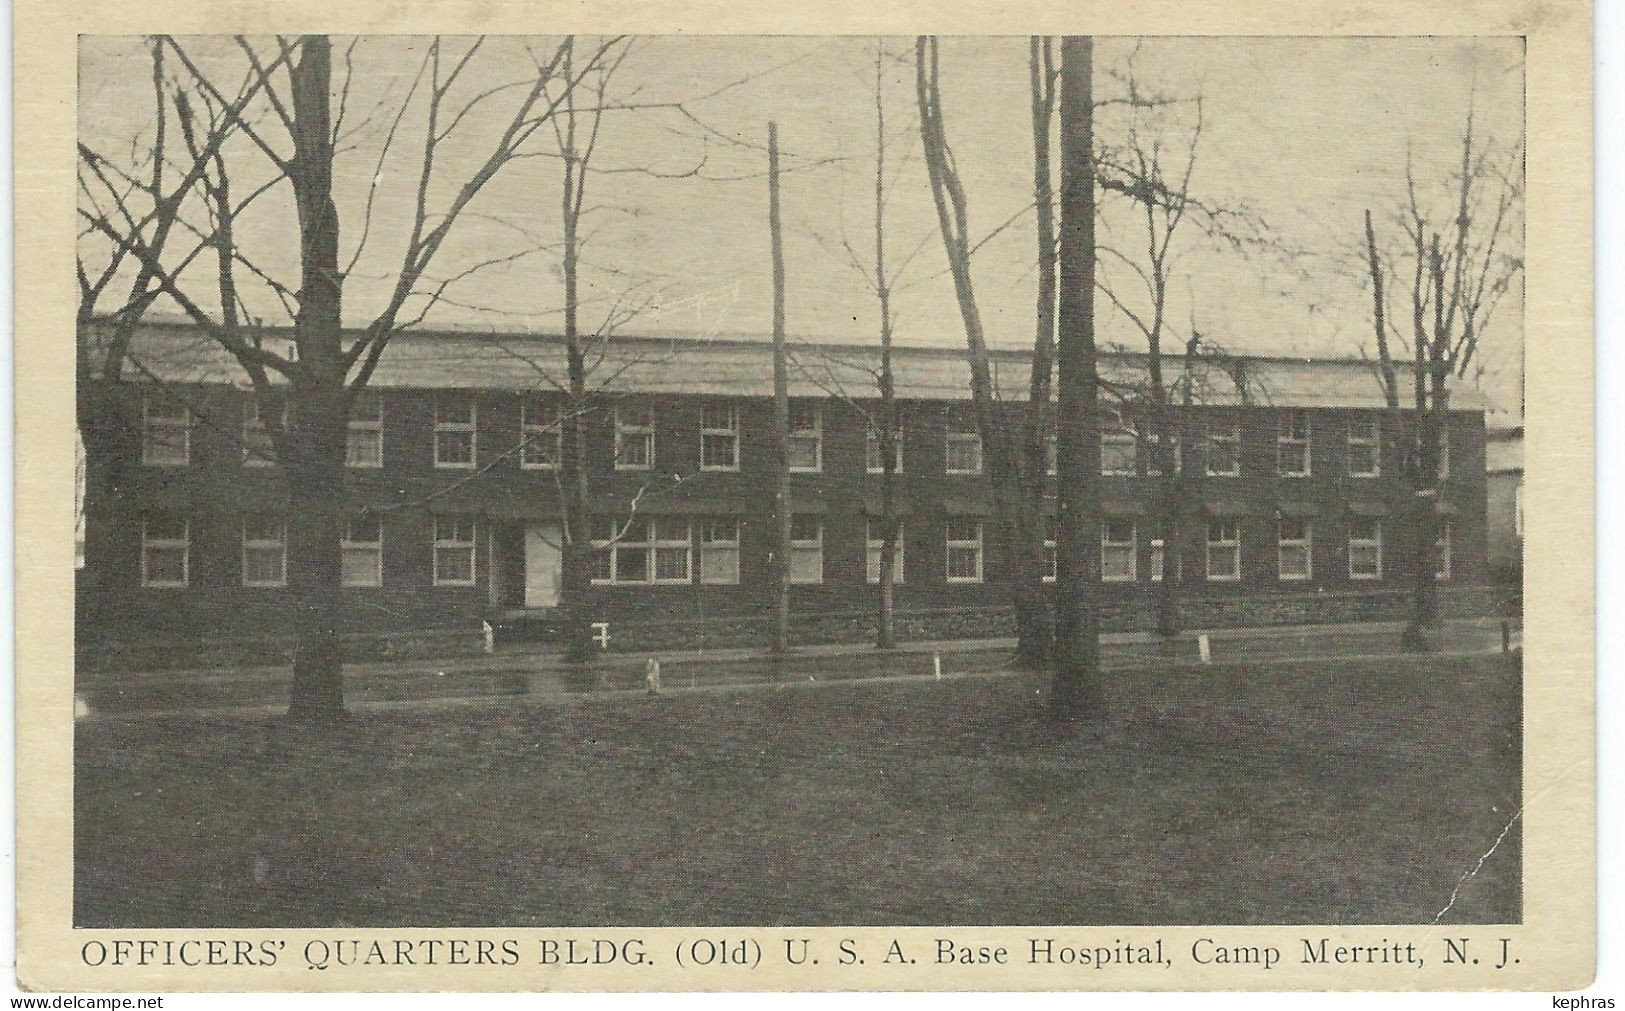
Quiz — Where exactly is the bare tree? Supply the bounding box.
[1363,108,1523,650]
[915,35,1052,666]
[78,35,623,723]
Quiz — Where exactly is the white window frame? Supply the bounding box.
[142,393,190,467]
[1347,416,1381,477]
[1146,433,1182,477]
[700,517,740,586]
[1206,519,1242,582]
[945,519,985,584]
[1206,417,1241,477]
[789,514,824,585]
[347,390,384,469]
[433,515,478,587]
[1101,412,1139,476]
[1436,521,1452,581]
[241,515,288,588]
[1043,531,1058,583]
[945,431,983,475]
[650,517,693,584]
[520,401,561,470]
[433,395,477,470]
[615,405,655,470]
[140,515,189,588]
[241,395,284,468]
[1348,518,1384,580]
[342,513,384,588]
[1102,518,1137,582]
[592,517,692,585]
[866,518,905,584]
[787,404,823,473]
[1277,517,1313,581]
[700,403,740,472]
[866,427,904,474]
[1277,410,1312,477]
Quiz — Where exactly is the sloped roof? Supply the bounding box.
[95,321,1486,411]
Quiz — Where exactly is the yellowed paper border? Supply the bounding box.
[16,0,1594,992]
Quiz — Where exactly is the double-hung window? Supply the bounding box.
[615,405,654,470]
[789,515,823,584]
[141,514,189,588]
[347,391,384,468]
[700,518,740,585]
[521,401,561,469]
[945,429,982,475]
[242,515,288,587]
[1348,518,1383,580]
[593,517,691,584]
[700,404,739,471]
[945,519,984,583]
[1206,417,1241,476]
[866,518,904,584]
[342,514,384,587]
[1102,519,1137,581]
[142,393,189,466]
[1277,410,1311,477]
[1043,524,1058,582]
[1347,416,1381,477]
[241,394,284,467]
[866,426,903,474]
[1278,517,1312,580]
[433,515,477,586]
[788,404,822,472]
[1101,412,1139,476]
[433,395,477,468]
[1206,519,1241,581]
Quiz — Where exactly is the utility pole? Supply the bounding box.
[769,121,792,654]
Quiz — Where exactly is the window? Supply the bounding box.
[866,426,903,474]
[1043,527,1058,582]
[347,390,384,468]
[1102,518,1137,582]
[789,515,823,584]
[433,515,477,586]
[945,431,983,475]
[700,517,740,585]
[1206,519,1241,581]
[592,517,690,584]
[1101,412,1138,476]
[1278,517,1312,581]
[1146,433,1182,477]
[242,515,287,587]
[342,513,383,587]
[615,405,654,470]
[142,393,189,466]
[521,401,561,469]
[241,395,284,467]
[788,404,823,472]
[866,519,905,584]
[433,395,476,468]
[141,514,189,588]
[700,404,739,471]
[1348,416,1381,477]
[1348,518,1383,580]
[1436,521,1452,581]
[945,519,984,583]
[1277,410,1311,477]
[1206,417,1241,476]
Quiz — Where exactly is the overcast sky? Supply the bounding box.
[78,35,1525,414]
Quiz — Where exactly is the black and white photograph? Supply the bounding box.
[67,31,1531,934]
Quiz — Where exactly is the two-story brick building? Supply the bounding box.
[76,322,1493,667]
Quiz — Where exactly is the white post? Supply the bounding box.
[1197,633,1212,665]
[645,657,662,696]
[482,620,495,656]
[933,652,943,680]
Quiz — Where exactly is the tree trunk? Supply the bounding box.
[768,122,792,654]
[1050,35,1103,723]
[284,35,347,722]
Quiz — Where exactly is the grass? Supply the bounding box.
[74,652,1521,927]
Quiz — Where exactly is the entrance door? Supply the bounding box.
[524,522,563,608]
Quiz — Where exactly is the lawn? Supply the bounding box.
[74,652,1521,927]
